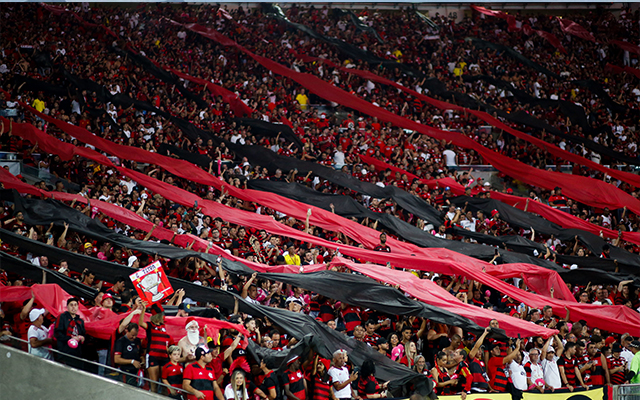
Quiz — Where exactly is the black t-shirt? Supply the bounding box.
[114,335,142,374]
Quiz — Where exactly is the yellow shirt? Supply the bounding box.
[32,98,45,112]
[285,254,301,266]
[296,93,309,110]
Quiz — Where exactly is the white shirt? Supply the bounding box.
[329,366,351,398]
[224,384,248,400]
[526,361,545,386]
[28,324,52,360]
[443,149,457,166]
[509,361,528,390]
[541,356,561,388]
[333,151,345,168]
[622,348,634,369]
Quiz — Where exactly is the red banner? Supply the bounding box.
[0,284,248,341]
[610,40,640,55]
[605,63,640,80]
[168,68,254,117]
[172,24,640,216]
[557,17,596,43]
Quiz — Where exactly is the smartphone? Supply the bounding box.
[194,200,198,208]
[517,333,521,339]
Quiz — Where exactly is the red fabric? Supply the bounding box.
[0,285,248,341]
[172,25,640,216]
[42,5,117,37]
[359,155,465,192]
[167,68,253,117]
[610,40,640,55]
[4,115,639,335]
[605,63,640,80]
[484,263,575,302]
[286,51,640,190]
[491,192,640,246]
[471,5,508,19]
[471,6,566,53]
[330,258,555,338]
[329,257,640,337]
[557,18,596,43]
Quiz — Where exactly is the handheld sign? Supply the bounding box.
[129,261,173,305]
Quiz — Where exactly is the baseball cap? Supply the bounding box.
[488,343,501,352]
[195,346,210,360]
[178,303,192,312]
[483,182,491,187]
[287,355,299,365]
[84,242,93,249]
[101,293,113,304]
[128,255,138,267]
[612,343,623,353]
[630,340,640,349]
[547,345,556,353]
[29,308,46,322]
[232,348,246,359]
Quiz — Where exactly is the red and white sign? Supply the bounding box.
[129,261,173,305]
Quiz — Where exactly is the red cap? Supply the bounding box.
[319,358,331,371]
[491,209,499,217]
[101,293,113,304]
[605,336,617,346]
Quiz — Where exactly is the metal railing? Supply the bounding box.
[613,383,640,400]
[0,334,190,398]
[21,165,81,192]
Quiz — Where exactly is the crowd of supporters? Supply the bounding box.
[2,3,640,399]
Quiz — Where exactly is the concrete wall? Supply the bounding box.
[0,345,166,400]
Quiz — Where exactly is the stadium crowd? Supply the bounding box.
[2,3,640,399]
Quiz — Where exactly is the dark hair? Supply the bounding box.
[114,275,126,284]
[366,320,376,327]
[67,297,80,305]
[360,359,376,378]
[126,322,139,332]
[565,342,577,351]
[436,351,447,361]
[120,289,132,304]
[591,335,603,344]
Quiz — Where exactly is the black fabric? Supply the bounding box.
[223,261,491,337]
[262,4,420,77]
[449,196,640,274]
[160,142,444,227]
[246,179,560,269]
[0,250,98,300]
[233,118,302,149]
[468,38,560,78]
[111,46,210,110]
[0,190,485,335]
[332,8,384,43]
[0,214,437,396]
[460,74,638,165]
[254,9,639,166]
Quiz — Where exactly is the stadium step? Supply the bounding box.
[0,344,166,400]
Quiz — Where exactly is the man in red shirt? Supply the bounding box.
[183,347,224,400]
[549,187,568,208]
[487,338,521,392]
